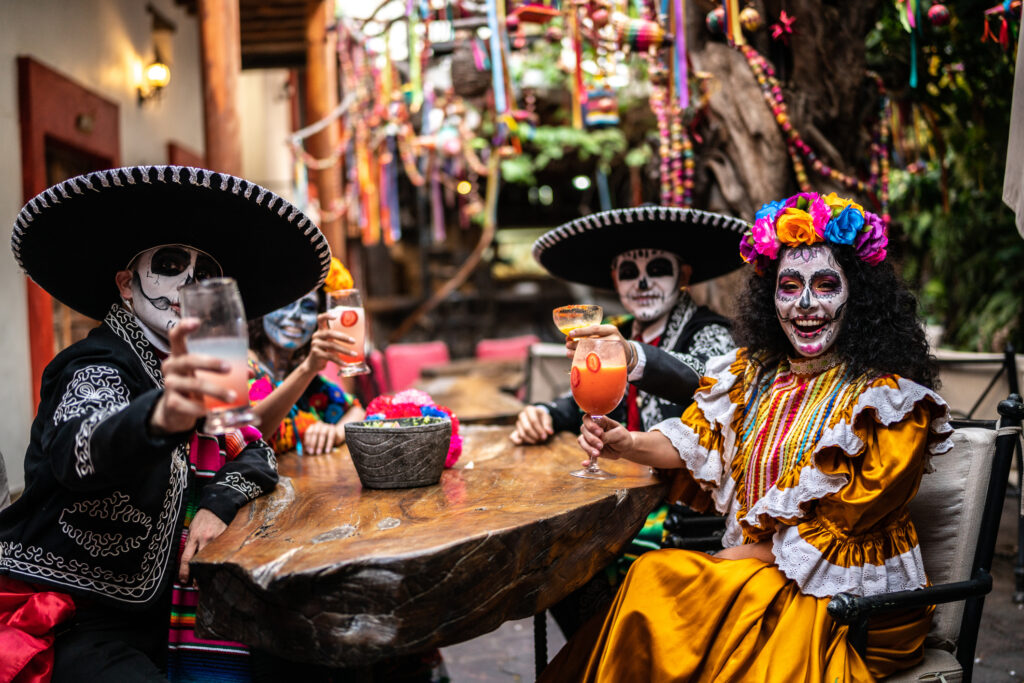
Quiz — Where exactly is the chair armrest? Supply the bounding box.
[827,570,993,625]
[827,570,992,655]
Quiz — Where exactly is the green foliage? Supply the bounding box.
[872,1,1024,351]
[501,126,629,185]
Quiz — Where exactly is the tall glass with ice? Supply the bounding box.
[179,278,255,434]
[327,288,369,376]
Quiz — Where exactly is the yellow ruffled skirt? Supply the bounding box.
[542,550,931,683]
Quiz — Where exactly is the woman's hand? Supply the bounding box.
[178,508,228,584]
[510,406,554,444]
[151,319,235,435]
[301,420,341,455]
[578,414,634,462]
[300,313,358,374]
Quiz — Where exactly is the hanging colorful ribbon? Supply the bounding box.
[569,3,586,129]
[486,0,507,115]
[407,0,424,111]
[723,0,745,46]
[674,0,688,110]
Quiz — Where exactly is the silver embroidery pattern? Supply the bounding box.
[53,366,130,425]
[0,443,188,604]
[58,492,153,558]
[73,402,129,478]
[105,306,163,387]
[217,472,264,500]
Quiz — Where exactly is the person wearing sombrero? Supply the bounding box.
[0,166,332,682]
[512,205,748,635]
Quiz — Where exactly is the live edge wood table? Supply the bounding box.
[190,425,667,667]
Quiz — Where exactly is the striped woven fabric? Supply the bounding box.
[735,361,874,513]
[167,431,255,683]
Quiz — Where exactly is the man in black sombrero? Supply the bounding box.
[0,166,333,681]
[513,205,748,635]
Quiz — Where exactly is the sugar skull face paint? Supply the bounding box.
[613,248,683,323]
[128,244,222,337]
[775,245,848,358]
[263,291,318,350]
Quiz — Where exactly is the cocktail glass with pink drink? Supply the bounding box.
[327,289,370,377]
[180,277,255,434]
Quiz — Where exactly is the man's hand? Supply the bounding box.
[567,325,634,371]
[578,414,634,463]
[300,314,357,374]
[150,319,236,435]
[510,406,554,444]
[302,420,340,455]
[178,508,228,584]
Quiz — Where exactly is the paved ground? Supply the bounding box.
[442,496,1024,682]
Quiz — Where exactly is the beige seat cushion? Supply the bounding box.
[909,427,996,650]
[885,647,963,682]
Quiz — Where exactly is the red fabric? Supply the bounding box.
[626,335,660,432]
[0,576,76,683]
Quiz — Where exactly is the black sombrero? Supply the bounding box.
[532,206,751,290]
[11,165,331,320]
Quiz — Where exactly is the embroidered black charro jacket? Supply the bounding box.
[541,292,736,432]
[0,305,278,609]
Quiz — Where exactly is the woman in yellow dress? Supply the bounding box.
[547,192,952,682]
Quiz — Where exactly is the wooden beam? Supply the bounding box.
[304,0,347,267]
[198,0,243,175]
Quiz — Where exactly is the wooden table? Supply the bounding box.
[414,359,527,424]
[191,426,667,667]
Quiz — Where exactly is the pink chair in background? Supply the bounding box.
[368,349,390,393]
[474,334,541,362]
[383,341,451,392]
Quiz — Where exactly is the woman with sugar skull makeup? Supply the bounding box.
[541,193,950,682]
[246,257,366,456]
[0,166,332,682]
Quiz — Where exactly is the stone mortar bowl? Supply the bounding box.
[344,416,452,489]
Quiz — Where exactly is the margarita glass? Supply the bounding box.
[569,337,627,479]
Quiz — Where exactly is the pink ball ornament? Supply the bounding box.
[706,7,726,35]
[927,3,951,27]
[591,7,610,27]
[740,6,762,32]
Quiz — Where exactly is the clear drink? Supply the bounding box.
[326,289,370,377]
[188,337,251,411]
[179,277,255,434]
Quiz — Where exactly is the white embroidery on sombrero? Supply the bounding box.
[155,166,165,183]
[187,167,199,185]
[97,172,111,188]
[169,166,181,183]
[232,176,243,194]
[111,170,124,187]
[46,189,60,206]
[298,215,309,229]
[125,169,136,185]
[220,174,230,191]
[244,182,255,199]
[304,224,317,236]
[57,184,71,200]
[255,187,268,205]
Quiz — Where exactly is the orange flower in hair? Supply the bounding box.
[775,208,820,246]
[323,257,354,293]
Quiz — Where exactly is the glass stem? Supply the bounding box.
[587,414,604,471]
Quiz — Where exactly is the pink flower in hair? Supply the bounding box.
[751,216,781,259]
[809,196,832,239]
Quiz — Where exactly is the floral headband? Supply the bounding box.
[322,257,354,293]
[739,192,888,274]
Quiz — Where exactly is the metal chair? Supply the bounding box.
[828,393,1024,682]
[935,347,1023,603]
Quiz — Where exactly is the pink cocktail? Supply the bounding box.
[190,336,251,411]
[327,289,370,376]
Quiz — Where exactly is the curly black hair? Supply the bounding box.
[734,244,939,389]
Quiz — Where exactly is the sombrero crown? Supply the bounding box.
[532,206,751,290]
[12,165,331,320]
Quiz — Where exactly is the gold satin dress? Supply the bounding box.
[544,348,953,682]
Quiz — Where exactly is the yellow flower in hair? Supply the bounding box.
[323,257,354,293]
[775,208,820,246]
[822,192,864,217]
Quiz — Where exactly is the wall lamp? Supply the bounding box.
[138,59,171,104]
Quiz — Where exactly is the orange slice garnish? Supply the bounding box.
[586,353,601,372]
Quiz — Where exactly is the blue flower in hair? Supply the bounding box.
[823,206,864,245]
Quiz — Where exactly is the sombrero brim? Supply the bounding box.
[532,206,751,290]
[12,166,331,320]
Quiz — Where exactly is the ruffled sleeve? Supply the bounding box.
[772,376,952,598]
[651,348,752,515]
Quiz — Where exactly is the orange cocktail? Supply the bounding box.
[553,304,603,337]
[568,337,627,480]
[571,360,627,416]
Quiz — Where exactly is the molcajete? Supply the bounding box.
[344,417,452,489]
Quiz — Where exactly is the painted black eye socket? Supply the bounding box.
[150,247,192,276]
[194,254,222,281]
[617,261,640,281]
[299,298,318,313]
[646,257,675,278]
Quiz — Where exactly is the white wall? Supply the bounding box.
[239,68,296,203]
[0,0,204,492]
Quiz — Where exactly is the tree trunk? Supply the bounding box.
[685,0,883,316]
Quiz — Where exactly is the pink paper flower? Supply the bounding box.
[751,216,781,259]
